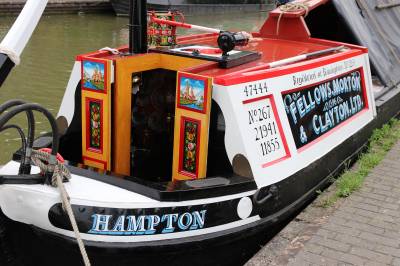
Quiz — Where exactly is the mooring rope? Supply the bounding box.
[31,150,91,266]
[276,1,311,35]
[99,46,120,55]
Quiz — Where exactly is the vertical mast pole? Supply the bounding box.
[129,0,148,54]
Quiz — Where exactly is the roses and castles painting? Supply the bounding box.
[82,60,105,91]
[178,75,207,113]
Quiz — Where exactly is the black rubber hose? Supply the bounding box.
[0,124,27,160]
[0,100,35,170]
[0,99,35,148]
[0,103,58,156]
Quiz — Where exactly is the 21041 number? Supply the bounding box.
[254,122,277,141]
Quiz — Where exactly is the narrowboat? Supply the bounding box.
[110,0,275,16]
[0,0,399,265]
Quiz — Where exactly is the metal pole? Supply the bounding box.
[129,0,148,54]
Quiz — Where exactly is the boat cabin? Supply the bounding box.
[2,1,399,265]
[53,0,376,199]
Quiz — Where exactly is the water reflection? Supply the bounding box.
[0,11,268,163]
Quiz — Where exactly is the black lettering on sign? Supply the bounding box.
[243,82,268,98]
[281,68,367,149]
[244,96,287,162]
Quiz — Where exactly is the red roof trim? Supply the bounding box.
[214,49,365,86]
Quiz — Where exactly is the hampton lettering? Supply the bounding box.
[88,210,207,235]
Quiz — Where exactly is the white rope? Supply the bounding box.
[99,47,120,55]
[31,150,91,266]
[276,1,311,35]
[0,45,20,65]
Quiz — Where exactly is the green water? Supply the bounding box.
[0,12,269,164]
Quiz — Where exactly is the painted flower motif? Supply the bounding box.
[89,102,101,149]
[187,132,194,142]
[92,121,99,129]
[187,142,195,151]
[182,121,198,174]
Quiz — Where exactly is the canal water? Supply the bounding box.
[0,12,268,163]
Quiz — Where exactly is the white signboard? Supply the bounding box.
[212,52,376,188]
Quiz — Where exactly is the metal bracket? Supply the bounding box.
[253,185,279,206]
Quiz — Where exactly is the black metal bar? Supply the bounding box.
[0,175,45,185]
[129,0,148,54]
[306,45,344,59]
[0,53,15,87]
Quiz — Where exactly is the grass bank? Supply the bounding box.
[318,118,400,207]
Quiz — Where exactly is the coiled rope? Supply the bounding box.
[276,1,311,35]
[31,150,91,266]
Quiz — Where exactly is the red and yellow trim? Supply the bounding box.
[81,57,112,171]
[172,72,212,180]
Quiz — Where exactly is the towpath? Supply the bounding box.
[246,141,400,266]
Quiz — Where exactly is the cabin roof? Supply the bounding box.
[178,35,333,76]
[175,34,366,86]
[78,33,366,87]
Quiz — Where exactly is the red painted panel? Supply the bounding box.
[213,50,364,86]
[85,97,104,154]
[178,116,202,179]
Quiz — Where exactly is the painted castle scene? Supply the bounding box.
[83,60,105,91]
[179,76,205,112]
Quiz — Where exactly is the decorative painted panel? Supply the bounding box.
[281,67,368,151]
[86,99,103,152]
[81,57,112,171]
[172,72,212,181]
[177,74,209,114]
[179,117,201,178]
[82,60,106,92]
